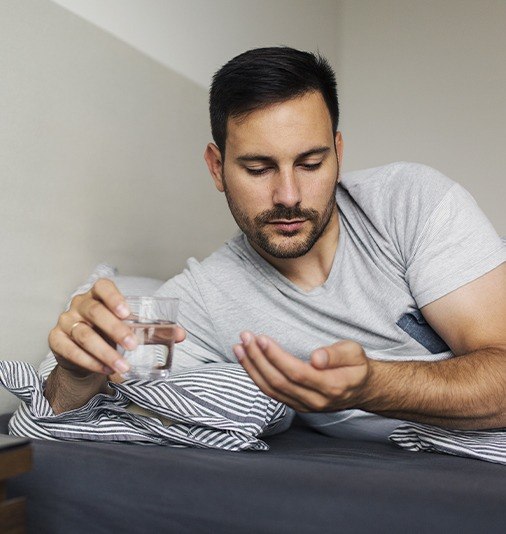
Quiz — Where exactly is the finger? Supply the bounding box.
[72,299,137,351]
[310,340,366,369]
[237,333,328,405]
[233,344,312,412]
[63,321,131,374]
[174,326,186,343]
[249,334,354,408]
[91,278,130,319]
[247,333,325,392]
[49,328,114,375]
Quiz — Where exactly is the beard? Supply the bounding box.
[222,177,338,259]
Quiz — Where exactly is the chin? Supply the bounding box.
[257,234,315,259]
[270,249,309,259]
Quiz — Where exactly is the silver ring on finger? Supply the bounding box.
[69,321,87,340]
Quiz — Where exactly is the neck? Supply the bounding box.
[251,206,340,292]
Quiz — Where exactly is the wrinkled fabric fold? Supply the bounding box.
[390,422,506,465]
[1,361,287,451]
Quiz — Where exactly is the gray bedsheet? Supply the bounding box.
[2,414,505,534]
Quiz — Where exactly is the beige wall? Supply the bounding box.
[50,0,341,88]
[0,0,231,412]
[338,0,505,234]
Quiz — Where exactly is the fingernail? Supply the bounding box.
[240,332,252,345]
[313,350,328,367]
[234,344,246,361]
[257,335,268,350]
[103,366,114,375]
[116,303,130,318]
[114,359,130,373]
[123,335,137,350]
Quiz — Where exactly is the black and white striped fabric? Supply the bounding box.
[1,360,288,451]
[390,422,506,466]
[2,360,506,462]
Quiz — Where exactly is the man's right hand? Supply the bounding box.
[48,279,137,377]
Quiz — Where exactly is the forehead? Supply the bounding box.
[225,91,334,158]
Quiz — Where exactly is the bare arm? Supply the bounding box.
[361,347,505,428]
[234,263,506,429]
[362,261,506,428]
[44,365,110,414]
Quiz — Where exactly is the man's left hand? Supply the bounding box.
[233,332,373,412]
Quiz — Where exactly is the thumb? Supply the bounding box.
[310,340,365,369]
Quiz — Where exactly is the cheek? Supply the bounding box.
[302,178,336,206]
[226,178,273,210]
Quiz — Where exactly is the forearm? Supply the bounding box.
[359,347,506,429]
[44,365,110,414]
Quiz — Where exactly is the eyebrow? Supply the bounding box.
[236,146,331,163]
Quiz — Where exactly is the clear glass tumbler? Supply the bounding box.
[119,296,179,380]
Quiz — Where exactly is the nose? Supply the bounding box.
[272,168,302,207]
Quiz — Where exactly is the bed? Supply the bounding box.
[3,413,505,534]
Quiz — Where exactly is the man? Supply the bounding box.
[45,47,505,441]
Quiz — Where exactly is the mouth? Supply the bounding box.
[267,219,306,232]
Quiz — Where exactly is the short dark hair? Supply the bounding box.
[209,46,339,156]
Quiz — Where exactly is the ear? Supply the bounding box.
[204,143,225,192]
[335,131,343,179]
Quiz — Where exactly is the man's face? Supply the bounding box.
[206,91,341,259]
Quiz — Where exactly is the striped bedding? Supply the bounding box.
[1,359,504,463]
[389,422,506,465]
[1,360,289,451]
[0,361,506,465]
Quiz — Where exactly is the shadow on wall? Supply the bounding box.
[0,0,235,412]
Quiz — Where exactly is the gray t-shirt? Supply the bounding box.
[156,162,505,441]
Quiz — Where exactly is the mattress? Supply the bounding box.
[2,414,505,533]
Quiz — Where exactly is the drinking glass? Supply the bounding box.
[118,296,179,380]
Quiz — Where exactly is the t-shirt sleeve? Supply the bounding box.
[154,263,227,373]
[405,183,505,308]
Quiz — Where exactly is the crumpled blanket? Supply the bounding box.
[390,421,506,466]
[0,361,288,451]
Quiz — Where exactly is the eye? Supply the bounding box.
[300,162,322,171]
[246,167,271,176]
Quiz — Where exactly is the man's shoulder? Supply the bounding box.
[338,161,456,216]
[341,161,454,191]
